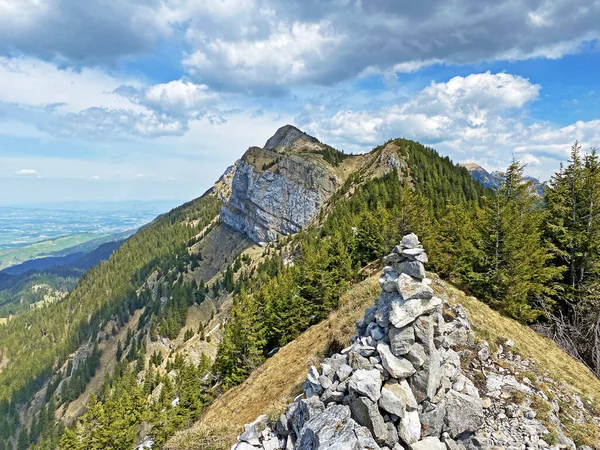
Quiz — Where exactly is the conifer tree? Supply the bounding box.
[545,143,600,371]
[477,160,559,321]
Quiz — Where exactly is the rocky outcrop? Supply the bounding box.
[231,234,485,449]
[221,126,340,243]
[264,125,320,153]
[229,233,600,450]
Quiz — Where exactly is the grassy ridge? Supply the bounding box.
[168,273,600,450]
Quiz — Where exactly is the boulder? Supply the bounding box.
[380,270,400,293]
[318,375,333,390]
[396,261,425,280]
[321,388,345,405]
[402,248,428,263]
[419,400,446,437]
[383,252,403,264]
[395,274,434,302]
[408,437,446,450]
[348,396,391,447]
[389,325,415,356]
[348,369,382,402]
[289,397,325,437]
[275,414,289,436]
[377,343,416,379]
[405,343,427,369]
[305,366,323,398]
[443,390,484,438]
[439,349,461,382]
[369,324,386,341]
[262,433,280,450]
[389,297,442,329]
[295,404,380,450]
[409,349,441,403]
[397,409,421,445]
[378,380,418,417]
[336,364,353,382]
[349,352,374,371]
[400,233,421,249]
[374,292,396,328]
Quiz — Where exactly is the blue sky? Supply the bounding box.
[0,0,599,206]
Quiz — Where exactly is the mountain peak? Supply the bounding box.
[460,162,485,171]
[263,124,319,152]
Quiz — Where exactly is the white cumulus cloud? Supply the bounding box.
[301,72,598,179]
[15,169,39,176]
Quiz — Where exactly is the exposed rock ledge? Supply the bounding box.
[221,126,339,243]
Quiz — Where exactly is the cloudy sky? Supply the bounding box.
[1,0,599,205]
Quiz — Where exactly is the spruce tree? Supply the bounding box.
[477,160,559,321]
[545,143,600,371]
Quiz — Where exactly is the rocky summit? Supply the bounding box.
[231,234,486,450]
[221,125,340,243]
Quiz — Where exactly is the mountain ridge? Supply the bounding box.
[460,162,545,196]
[1,126,598,450]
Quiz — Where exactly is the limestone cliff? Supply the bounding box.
[220,125,341,243]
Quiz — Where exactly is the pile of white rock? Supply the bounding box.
[232,234,484,450]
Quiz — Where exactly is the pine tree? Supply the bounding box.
[17,429,28,450]
[545,143,600,371]
[476,160,560,321]
[116,340,123,361]
[58,427,81,450]
[215,291,265,387]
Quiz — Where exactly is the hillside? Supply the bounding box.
[1,125,598,450]
[169,250,600,450]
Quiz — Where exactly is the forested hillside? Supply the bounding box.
[44,137,490,449]
[0,193,222,449]
[1,132,598,450]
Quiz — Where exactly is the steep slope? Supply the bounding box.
[0,126,514,449]
[221,125,346,243]
[0,193,223,447]
[169,246,600,450]
[460,163,498,189]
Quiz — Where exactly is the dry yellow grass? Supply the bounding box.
[167,276,380,450]
[168,273,600,450]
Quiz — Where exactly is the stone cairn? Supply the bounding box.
[232,234,484,450]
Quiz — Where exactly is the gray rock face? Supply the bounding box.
[296,404,380,450]
[221,153,338,243]
[221,128,339,243]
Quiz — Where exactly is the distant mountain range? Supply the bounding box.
[460,162,545,196]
